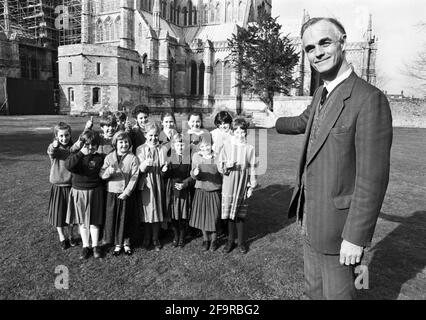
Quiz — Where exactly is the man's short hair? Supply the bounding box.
[300,17,346,38]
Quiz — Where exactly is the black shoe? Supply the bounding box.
[69,238,78,247]
[60,240,70,250]
[178,238,185,248]
[172,238,179,248]
[153,240,162,252]
[124,245,133,255]
[238,243,248,254]
[79,247,91,259]
[202,240,210,251]
[93,246,102,259]
[210,240,218,252]
[142,239,150,250]
[223,242,235,254]
[112,246,122,256]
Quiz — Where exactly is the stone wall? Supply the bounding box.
[390,99,426,128]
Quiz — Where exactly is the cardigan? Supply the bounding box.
[99,151,140,196]
[65,151,104,190]
[47,142,72,186]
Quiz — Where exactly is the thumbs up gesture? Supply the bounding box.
[162,161,168,173]
[85,116,94,130]
[193,164,200,176]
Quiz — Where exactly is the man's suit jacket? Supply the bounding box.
[276,72,393,254]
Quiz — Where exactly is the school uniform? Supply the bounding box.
[159,129,177,158]
[210,128,233,155]
[219,139,257,220]
[135,143,167,223]
[100,151,139,245]
[163,150,194,221]
[65,151,105,227]
[47,142,73,227]
[182,129,212,160]
[189,152,222,232]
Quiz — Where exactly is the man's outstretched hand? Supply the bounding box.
[252,108,279,129]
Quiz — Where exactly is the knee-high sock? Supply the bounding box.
[211,231,217,242]
[236,218,245,245]
[228,219,235,243]
[171,220,179,240]
[57,227,66,242]
[90,225,100,247]
[152,222,160,242]
[143,223,152,243]
[79,224,90,248]
[179,219,186,240]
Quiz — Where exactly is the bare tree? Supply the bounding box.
[405,22,426,96]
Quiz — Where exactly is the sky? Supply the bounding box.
[272,0,426,98]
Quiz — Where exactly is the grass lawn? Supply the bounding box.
[0,116,425,300]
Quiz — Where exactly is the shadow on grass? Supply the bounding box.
[245,184,295,245]
[0,132,81,161]
[361,211,426,300]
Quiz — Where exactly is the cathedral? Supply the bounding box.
[57,0,376,115]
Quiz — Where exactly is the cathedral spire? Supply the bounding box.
[366,14,373,43]
[153,0,161,31]
[302,9,310,25]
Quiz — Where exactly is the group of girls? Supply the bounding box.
[47,106,257,259]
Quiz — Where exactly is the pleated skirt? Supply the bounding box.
[47,185,71,227]
[189,189,221,232]
[66,186,105,227]
[103,192,138,245]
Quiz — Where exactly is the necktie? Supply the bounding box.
[320,88,328,108]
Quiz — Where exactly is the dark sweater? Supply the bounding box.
[65,151,104,190]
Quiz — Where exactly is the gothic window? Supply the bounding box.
[177,6,181,24]
[169,58,175,94]
[170,2,174,22]
[210,1,215,22]
[183,7,188,26]
[188,2,192,25]
[68,62,72,75]
[215,3,220,23]
[111,20,115,40]
[93,87,101,105]
[96,62,101,75]
[131,66,134,79]
[104,17,112,41]
[162,0,167,18]
[190,61,197,95]
[223,61,231,95]
[193,7,197,24]
[149,0,152,12]
[115,16,121,40]
[203,5,208,24]
[199,62,205,95]
[214,61,223,95]
[225,1,231,22]
[96,19,103,42]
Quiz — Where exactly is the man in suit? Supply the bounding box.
[253,17,393,299]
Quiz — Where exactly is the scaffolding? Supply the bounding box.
[59,0,81,45]
[0,0,60,47]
